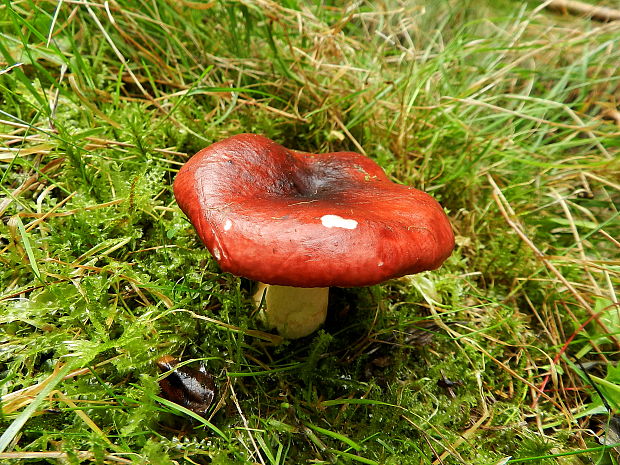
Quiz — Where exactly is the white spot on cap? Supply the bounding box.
[321,214,358,230]
[378,261,384,267]
[224,219,232,231]
[212,247,221,260]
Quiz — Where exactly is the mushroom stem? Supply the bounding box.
[253,283,329,339]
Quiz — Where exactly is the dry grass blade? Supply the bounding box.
[432,410,492,465]
[172,309,283,344]
[488,175,618,347]
[82,3,152,101]
[228,381,265,465]
[0,452,132,463]
[0,158,64,217]
[1,359,117,415]
[444,96,612,136]
[53,391,114,447]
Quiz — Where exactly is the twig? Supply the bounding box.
[544,0,620,22]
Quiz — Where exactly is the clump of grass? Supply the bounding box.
[1,1,619,463]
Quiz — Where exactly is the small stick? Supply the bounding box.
[544,0,620,22]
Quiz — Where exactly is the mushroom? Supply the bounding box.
[173,134,454,339]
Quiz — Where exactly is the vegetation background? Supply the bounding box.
[1,0,619,463]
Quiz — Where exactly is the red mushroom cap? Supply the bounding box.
[173,134,454,287]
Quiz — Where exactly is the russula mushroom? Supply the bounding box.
[173,134,454,339]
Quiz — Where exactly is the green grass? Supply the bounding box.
[1,0,619,463]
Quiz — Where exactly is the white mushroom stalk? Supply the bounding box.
[253,284,329,339]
